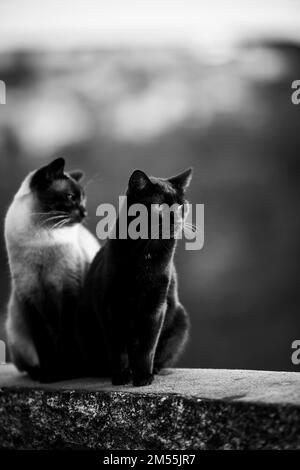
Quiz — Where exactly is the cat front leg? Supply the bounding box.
[129,309,165,387]
[154,304,190,373]
[111,348,132,385]
[105,304,132,385]
[110,329,132,385]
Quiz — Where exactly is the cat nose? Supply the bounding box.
[75,207,87,220]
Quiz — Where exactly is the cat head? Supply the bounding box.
[30,158,87,227]
[126,168,193,239]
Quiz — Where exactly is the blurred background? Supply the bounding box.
[0,0,300,371]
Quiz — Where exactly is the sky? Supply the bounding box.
[1,0,300,51]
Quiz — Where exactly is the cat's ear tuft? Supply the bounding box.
[69,170,85,182]
[128,170,151,192]
[168,167,193,191]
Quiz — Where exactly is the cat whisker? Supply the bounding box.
[39,215,68,227]
[61,219,73,229]
[183,222,198,233]
[50,218,71,231]
[31,211,68,217]
[183,227,196,237]
[184,221,197,228]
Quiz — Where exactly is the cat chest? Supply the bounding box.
[114,268,170,299]
[13,244,84,294]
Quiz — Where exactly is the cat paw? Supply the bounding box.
[26,366,41,381]
[132,373,154,387]
[112,369,132,386]
[153,365,162,375]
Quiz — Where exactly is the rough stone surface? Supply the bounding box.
[0,364,300,450]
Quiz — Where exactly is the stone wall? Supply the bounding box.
[0,365,299,450]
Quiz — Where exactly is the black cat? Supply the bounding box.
[77,168,192,386]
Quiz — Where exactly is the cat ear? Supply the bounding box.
[45,158,65,180]
[31,158,65,189]
[69,170,85,182]
[168,168,193,191]
[128,170,152,192]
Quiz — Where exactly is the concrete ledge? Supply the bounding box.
[0,364,300,450]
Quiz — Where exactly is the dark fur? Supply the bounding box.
[14,276,83,382]
[77,169,192,386]
[30,158,87,224]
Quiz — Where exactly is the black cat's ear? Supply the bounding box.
[31,158,65,189]
[69,170,85,182]
[128,170,152,192]
[168,168,193,191]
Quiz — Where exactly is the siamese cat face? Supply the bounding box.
[30,158,87,227]
[127,168,193,238]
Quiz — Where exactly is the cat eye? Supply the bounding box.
[66,193,76,202]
